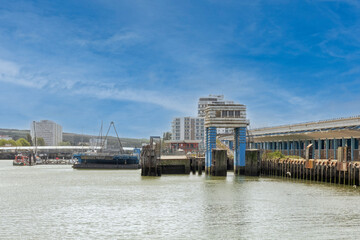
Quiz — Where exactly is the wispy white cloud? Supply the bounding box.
[71,86,192,114]
[317,0,360,8]
[0,59,19,77]
[75,31,140,50]
[0,58,193,114]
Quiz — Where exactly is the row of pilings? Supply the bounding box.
[260,158,360,186]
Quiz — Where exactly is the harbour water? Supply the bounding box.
[1,160,360,239]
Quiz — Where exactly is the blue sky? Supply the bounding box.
[0,0,360,138]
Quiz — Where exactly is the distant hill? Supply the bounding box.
[0,128,148,148]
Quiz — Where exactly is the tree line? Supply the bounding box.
[0,133,45,146]
[0,137,45,147]
[0,133,71,147]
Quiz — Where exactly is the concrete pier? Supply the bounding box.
[141,137,161,176]
[141,145,161,176]
[210,149,227,176]
[160,155,190,174]
[245,150,260,176]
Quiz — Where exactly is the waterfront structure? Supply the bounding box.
[204,103,248,174]
[248,116,360,161]
[198,95,228,117]
[171,117,204,141]
[169,95,237,151]
[30,120,62,146]
[165,140,201,153]
[198,95,234,134]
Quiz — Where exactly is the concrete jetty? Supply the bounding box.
[160,155,190,174]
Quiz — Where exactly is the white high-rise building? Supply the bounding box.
[171,117,204,141]
[198,95,234,134]
[30,120,63,146]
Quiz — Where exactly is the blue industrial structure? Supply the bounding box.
[204,103,248,174]
[251,138,360,161]
[205,126,247,174]
[205,127,217,173]
[234,127,246,174]
[248,116,360,161]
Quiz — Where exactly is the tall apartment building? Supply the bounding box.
[30,120,63,146]
[171,117,204,141]
[198,95,234,134]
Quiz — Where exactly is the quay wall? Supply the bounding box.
[261,158,360,186]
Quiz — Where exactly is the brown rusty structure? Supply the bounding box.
[261,146,360,186]
[141,136,161,176]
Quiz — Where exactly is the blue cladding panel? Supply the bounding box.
[234,127,246,167]
[205,127,217,168]
[229,140,234,150]
[205,128,209,168]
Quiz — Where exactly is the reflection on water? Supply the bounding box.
[1,160,360,239]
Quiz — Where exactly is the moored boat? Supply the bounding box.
[72,153,140,169]
[13,154,30,166]
[72,121,140,169]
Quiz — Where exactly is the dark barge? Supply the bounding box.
[72,153,140,169]
[72,121,141,169]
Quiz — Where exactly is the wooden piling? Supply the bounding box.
[260,155,360,187]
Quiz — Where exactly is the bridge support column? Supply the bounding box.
[205,127,217,174]
[234,127,246,175]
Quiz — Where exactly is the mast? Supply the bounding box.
[102,122,124,154]
[33,121,37,165]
